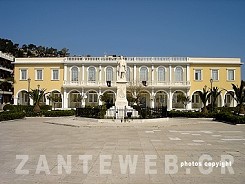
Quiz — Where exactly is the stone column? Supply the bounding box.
[186,64,190,84]
[82,65,84,83]
[63,89,68,109]
[168,90,172,111]
[99,65,102,85]
[151,88,155,108]
[30,99,33,106]
[98,88,102,105]
[169,65,172,85]
[14,97,18,105]
[151,65,154,85]
[64,64,67,81]
[134,65,136,84]
[186,89,192,110]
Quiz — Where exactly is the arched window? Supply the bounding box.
[126,67,130,81]
[106,67,113,81]
[88,67,96,82]
[175,67,183,82]
[158,67,165,82]
[140,66,148,81]
[71,67,78,82]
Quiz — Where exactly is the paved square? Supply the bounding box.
[0,117,244,183]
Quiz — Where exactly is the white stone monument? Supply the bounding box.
[105,56,138,119]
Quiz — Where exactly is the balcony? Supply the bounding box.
[63,81,117,87]
[63,80,190,88]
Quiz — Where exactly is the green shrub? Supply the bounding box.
[3,104,51,113]
[214,112,245,125]
[76,106,105,119]
[0,111,25,121]
[43,110,75,117]
[167,110,216,118]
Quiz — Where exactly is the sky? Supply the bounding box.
[0,0,244,79]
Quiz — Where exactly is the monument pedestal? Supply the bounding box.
[105,79,138,119]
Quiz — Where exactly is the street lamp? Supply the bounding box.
[210,78,213,112]
[27,78,31,106]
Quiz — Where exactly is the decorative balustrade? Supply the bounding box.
[65,56,188,63]
[63,80,190,87]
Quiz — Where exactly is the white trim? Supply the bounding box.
[226,69,235,81]
[194,69,203,81]
[210,69,219,81]
[104,66,114,81]
[35,68,43,81]
[51,68,60,81]
[157,66,166,82]
[139,66,149,81]
[19,68,28,80]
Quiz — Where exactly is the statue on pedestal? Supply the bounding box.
[117,56,127,80]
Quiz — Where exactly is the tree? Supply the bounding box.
[29,88,47,113]
[210,87,222,112]
[197,86,211,113]
[100,92,114,109]
[126,83,145,106]
[177,94,191,109]
[228,80,245,115]
[47,94,62,110]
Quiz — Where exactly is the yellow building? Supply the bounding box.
[13,56,242,110]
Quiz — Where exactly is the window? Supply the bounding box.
[192,93,200,103]
[36,69,43,80]
[126,67,130,81]
[158,67,165,82]
[227,69,235,81]
[106,67,113,81]
[20,69,27,80]
[52,69,59,80]
[225,93,232,104]
[194,69,202,81]
[175,67,183,82]
[88,92,98,103]
[88,67,96,82]
[211,69,219,81]
[140,66,148,81]
[71,67,78,82]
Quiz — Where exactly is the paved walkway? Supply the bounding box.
[0,117,244,183]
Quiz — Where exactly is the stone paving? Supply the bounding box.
[0,117,244,184]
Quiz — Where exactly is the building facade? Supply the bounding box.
[0,51,14,109]
[13,56,242,110]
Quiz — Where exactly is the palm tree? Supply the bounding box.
[47,94,62,110]
[177,94,191,109]
[210,87,222,112]
[29,88,47,113]
[197,86,211,113]
[228,80,245,115]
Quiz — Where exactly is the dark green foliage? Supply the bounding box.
[3,104,51,112]
[76,106,107,119]
[214,112,245,125]
[167,110,216,118]
[43,110,75,117]
[0,111,25,121]
[134,106,167,119]
[0,38,70,57]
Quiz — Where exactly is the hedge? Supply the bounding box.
[3,104,52,112]
[76,105,107,119]
[214,112,245,125]
[167,110,216,118]
[43,110,75,117]
[0,111,26,121]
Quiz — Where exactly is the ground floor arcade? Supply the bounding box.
[14,87,237,110]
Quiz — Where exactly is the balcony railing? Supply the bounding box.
[65,56,188,63]
[63,80,190,87]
